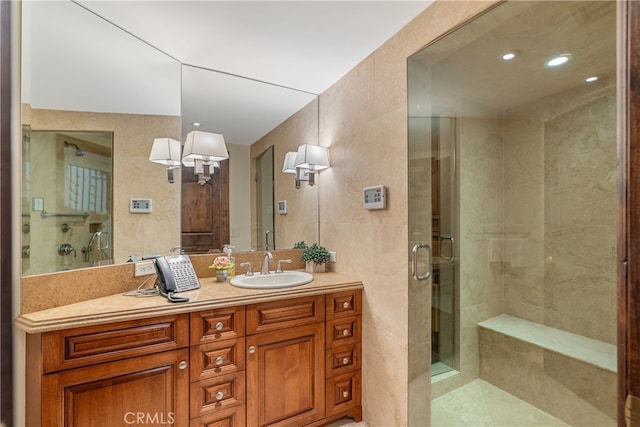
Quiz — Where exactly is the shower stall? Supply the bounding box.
[408,1,617,425]
[22,129,113,274]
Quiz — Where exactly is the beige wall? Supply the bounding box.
[251,2,497,425]
[23,106,182,265]
[251,100,320,251]
[503,89,617,344]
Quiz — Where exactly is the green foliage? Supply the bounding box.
[300,243,331,265]
[293,241,308,250]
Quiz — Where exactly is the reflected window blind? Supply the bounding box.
[65,165,109,213]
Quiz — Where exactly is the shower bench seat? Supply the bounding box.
[479,314,616,373]
[478,314,616,427]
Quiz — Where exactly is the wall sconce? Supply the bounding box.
[149,138,182,183]
[282,144,330,189]
[149,131,228,184]
[293,143,330,186]
[282,151,308,189]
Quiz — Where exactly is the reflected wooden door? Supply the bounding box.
[620,0,640,425]
[181,160,229,254]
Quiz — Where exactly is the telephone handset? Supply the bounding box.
[154,255,200,303]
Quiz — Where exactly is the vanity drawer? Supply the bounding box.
[326,370,361,417]
[191,306,245,345]
[41,314,189,373]
[190,371,246,417]
[191,338,245,381]
[326,290,362,319]
[326,316,361,348]
[190,405,246,427]
[246,295,325,334]
[326,343,361,378]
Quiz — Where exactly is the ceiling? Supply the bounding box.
[22,0,433,145]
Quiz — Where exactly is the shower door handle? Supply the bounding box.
[412,243,432,281]
[439,235,454,261]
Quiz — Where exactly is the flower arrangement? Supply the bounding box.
[209,256,234,271]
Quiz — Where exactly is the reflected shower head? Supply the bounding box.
[64,141,85,157]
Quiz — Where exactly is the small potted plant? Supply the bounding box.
[300,242,331,273]
[209,255,234,282]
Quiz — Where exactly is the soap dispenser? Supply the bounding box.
[223,244,235,277]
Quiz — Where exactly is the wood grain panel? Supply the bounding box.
[189,404,246,427]
[189,371,246,418]
[326,316,361,349]
[622,0,640,424]
[326,290,362,320]
[246,322,325,426]
[42,314,189,373]
[190,306,245,345]
[181,160,229,254]
[41,349,189,427]
[191,338,245,381]
[247,295,325,334]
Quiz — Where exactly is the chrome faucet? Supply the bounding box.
[261,251,273,275]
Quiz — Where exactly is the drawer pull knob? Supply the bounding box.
[342,301,350,309]
[178,361,188,370]
[215,357,224,366]
[342,329,349,336]
[249,346,256,354]
[342,357,350,365]
[215,391,224,401]
[215,321,224,331]
[342,391,349,398]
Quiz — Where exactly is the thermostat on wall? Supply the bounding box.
[363,185,387,210]
[130,198,152,213]
[278,200,288,215]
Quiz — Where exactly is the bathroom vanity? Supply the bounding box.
[16,273,363,426]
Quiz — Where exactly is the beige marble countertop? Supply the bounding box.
[15,271,363,334]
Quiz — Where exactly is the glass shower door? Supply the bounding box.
[429,117,457,376]
[407,100,458,424]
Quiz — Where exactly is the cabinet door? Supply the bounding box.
[41,349,189,426]
[246,323,325,427]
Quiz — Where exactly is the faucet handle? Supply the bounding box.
[240,262,254,276]
[276,259,293,273]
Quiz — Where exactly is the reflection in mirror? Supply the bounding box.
[21,1,319,276]
[255,146,275,250]
[22,128,113,275]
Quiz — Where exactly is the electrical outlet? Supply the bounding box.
[329,251,337,262]
[134,260,156,277]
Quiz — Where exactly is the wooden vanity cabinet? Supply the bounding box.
[189,306,247,426]
[246,295,326,427]
[324,290,362,421]
[26,289,363,427]
[26,314,190,427]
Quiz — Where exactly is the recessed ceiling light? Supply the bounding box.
[585,76,599,83]
[501,52,517,61]
[192,122,201,127]
[546,54,572,67]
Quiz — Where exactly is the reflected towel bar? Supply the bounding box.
[40,210,89,219]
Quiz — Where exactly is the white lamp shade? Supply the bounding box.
[294,144,330,171]
[182,131,228,166]
[149,138,182,166]
[282,152,298,173]
[192,159,219,175]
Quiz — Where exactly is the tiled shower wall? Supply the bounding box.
[504,89,617,344]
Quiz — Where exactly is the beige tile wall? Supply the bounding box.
[251,2,498,425]
[251,100,320,251]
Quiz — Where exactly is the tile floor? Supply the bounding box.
[431,379,568,426]
[327,379,567,427]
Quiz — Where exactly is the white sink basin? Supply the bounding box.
[230,271,313,289]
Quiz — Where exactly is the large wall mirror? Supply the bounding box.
[21,1,319,275]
